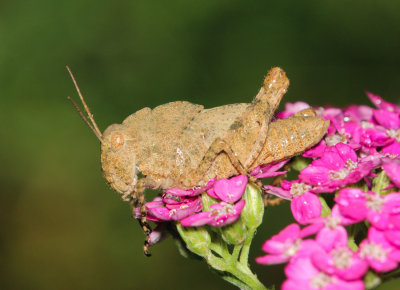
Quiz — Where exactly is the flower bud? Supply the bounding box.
[176,224,211,258]
[220,218,247,245]
[241,183,264,229]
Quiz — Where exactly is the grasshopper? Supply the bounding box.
[68,67,329,256]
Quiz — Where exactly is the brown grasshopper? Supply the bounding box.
[67,67,329,256]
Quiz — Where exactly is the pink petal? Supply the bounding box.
[316,226,348,251]
[300,222,324,238]
[327,280,365,290]
[383,193,400,214]
[302,141,327,158]
[251,160,290,178]
[165,178,215,197]
[373,109,400,129]
[261,223,301,254]
[281,279,310,290]
[206,188,219,199]
[331,204,360,226]
[383,162,400,188]
[291,192,322,225]
[335,142,358,163]
[367,211,390,230]
[385,229,400,247]
[284,257,318,281]
[299,166,331,185]
[310,248,336,275]
[335,188,367,222]
[366,91,399,113]
[208,200,246,227]
[382,141,400,155]
[255,254,289,265]
[165,198,203,220]
[180,212,213,227]
[213,175,247,203]
[148,223,169,246]
[335,253,368,280]
[313,151,345,170]
[389,214,400,229]
[297,240,324,259]
[148,206,175,221]
[263,185,292,199]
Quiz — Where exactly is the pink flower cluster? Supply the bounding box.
[133,175,247,229]
[134,161,288,245]
[258,93,400,289]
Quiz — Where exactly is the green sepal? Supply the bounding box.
[176,223,211,258]
[241,183,264,229]
[220,218,247,245]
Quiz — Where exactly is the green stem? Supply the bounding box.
[221,275,252,290]
[231,244,242,262]
[206,244,268,290]
[226,263,267,290]
[240,227,256,266]
[210,236,230,260]
[319,196,331,217]
[347,224,359,251]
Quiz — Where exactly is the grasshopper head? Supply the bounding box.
[101,124,138,195]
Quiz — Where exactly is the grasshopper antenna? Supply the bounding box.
[66,66,103,143]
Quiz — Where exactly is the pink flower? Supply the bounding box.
[299,143,374,192]
[301,205,359,238]
[180,200,246,227]
[335,188,400,230]
[148,223,169,246]
[282,257,365,290]
[382,142,400,187]
[360,227,400,272]
[164,178,215,197]
[309,223,368,281]
[180,175,249,227]
[311,246,368,281]
[256,223,320,265]
[264,180,321,224]
[366,91,400,114]
[291,191,321,225]
[134,196,203,222]
[344,104,373,123]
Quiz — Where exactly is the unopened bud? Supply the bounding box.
[220,218,247,245]
[176,224,211,258]
[241,183,264,229]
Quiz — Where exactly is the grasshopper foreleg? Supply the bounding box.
[126,177,154,257]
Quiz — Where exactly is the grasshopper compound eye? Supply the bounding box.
[111,132,125,152]
[101,124,138,195]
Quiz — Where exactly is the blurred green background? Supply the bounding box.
[1,0,400,289]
